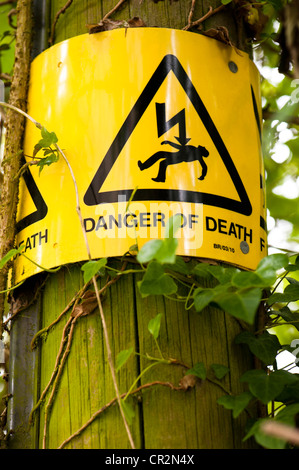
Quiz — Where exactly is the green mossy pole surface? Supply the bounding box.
[7,0,259,449]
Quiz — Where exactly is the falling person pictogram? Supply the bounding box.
[138,139,209,183]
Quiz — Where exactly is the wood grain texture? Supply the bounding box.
[7,0,259,449]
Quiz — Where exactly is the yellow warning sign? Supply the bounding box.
[14,28,267,283]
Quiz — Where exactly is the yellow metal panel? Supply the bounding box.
[14,28,267,282]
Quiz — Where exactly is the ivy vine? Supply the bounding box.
[1,94,299,451]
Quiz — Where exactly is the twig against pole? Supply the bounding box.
[186,0,197,30]
[0,101,136,449]
[58,381,184,449]
[28,315,73,427]
[92,275,136,449]
[102,0,127,20]
[49,0,73,45]
[183,4,225,31]
[8,8,17,28]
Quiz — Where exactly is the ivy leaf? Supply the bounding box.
[164,256,191,275]
[244,419,287,449]
[241,369,298,404]
[210,363,230,380]
[275,375,299,403]
[81,258,107,284]
[276,403,299,425]
[256,253,288,276]
[192,263,214,280]
[217,391,253,418]
[233,254,289,289]
[232,270,273,288]
[274,403,299,433]
[121,398,135,425]
[157,238,178,264]
[235,330,281,365]
[214,287,262,325]
[148,313,163,339]
[136,239,164,264]
[164,214,183,238]
[138,261,177,298]
[193,264,238,283]
[193,288,216,312]
[194,282,261,324]
[0,244,25,269]
[186,362,206,380]
[116,347,134,372]
[268,283,299,305]
[36,152,59,175]
[284,264,299,272]
[137,215,181,265]
[274,306,299,332]
[33,142,43,158]
[206,265,239,284]
[38,127,58,147]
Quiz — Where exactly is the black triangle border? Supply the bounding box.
[84,54,252,216]
[16,159,48,234]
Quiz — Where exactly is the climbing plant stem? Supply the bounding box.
[0,101,135,449]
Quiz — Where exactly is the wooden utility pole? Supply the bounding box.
[7,0,260,449]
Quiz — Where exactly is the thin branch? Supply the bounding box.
[185,0,197,30]
[183,4,226,31]
[49,0,73,45]
[0,0,15,5]
[3,274,48,328]
[43,314,79,448]
[37,147,133,444]
[0,73,12,82]
[0,81,135,452]
[7,8,17,28]
[0,102,39,126]
[91,275,135,449]
[102,0,127,21]
[0,102,135,449]
[30,267,129,441]
[30,281,91,350]
[53,143,93,261]
[58,381,184,449]
[28,315,73,426]
[30,272,122,350]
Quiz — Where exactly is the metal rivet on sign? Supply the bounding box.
[240,241,249,254]
[228,61,238,73]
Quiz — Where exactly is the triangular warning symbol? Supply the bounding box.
[84,54,252,216]
[16,160,48,233]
